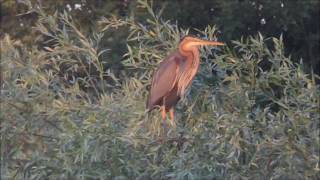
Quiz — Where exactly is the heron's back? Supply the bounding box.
[147,51,186,111]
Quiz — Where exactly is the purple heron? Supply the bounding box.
[146,36,224,128]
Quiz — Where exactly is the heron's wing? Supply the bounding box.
[147,52,185,110]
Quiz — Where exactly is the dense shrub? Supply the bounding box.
[2,0,319,75]
[1,1,319,179]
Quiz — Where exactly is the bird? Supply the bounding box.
[146,35,224,129]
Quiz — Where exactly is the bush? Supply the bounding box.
[1,1,319,179]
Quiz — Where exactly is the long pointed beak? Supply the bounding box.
[185,39,225,48]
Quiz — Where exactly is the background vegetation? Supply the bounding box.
[1,0,320,179]
[1,0,319,75]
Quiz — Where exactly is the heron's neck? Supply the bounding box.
[188,48,200,81]
[190,48,200,69]
[179,46,199,64]
[180,47,200,70]
[177,47,200,96]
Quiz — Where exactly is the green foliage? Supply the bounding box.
[1,1,319,179]
[2,0,319,75]
[154,0,320,75]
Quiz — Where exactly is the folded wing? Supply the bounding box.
[147,52,185,111]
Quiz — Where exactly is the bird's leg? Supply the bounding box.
[161,105,167,141]
[161,105,167,129]
[169,108,176,129]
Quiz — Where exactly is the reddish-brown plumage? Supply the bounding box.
[147,51,185,111]
[146,36,224,128]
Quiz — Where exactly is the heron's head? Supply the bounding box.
[179,35,224,55]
